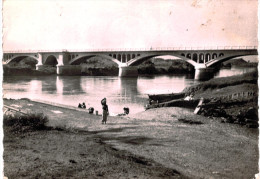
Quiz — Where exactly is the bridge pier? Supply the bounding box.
[194,67,214,80]
[57,65,82,75]
[118,66,138,77]
[36,64,50,71]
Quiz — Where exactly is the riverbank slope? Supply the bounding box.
[3,97,258,179]
[183,71,258,119]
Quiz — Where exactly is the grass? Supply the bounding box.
[177,118,204,125]
[4,113,49,133]
[183,71,258,96]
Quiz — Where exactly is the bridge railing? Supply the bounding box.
[3,46,258,53]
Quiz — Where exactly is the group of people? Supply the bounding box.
[78,99,109,124]
[78,98,129,125]
[78,102,94,114]
[78,102,86,109]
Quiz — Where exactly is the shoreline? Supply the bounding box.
[3,98,259,178]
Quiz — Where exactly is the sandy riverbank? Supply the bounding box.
[3,98,258,179]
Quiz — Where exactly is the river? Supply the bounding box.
[3,67,256,115]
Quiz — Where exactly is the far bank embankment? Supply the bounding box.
[3,57,195,76]
[4,56,257,76]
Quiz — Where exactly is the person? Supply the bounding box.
[88,107,94,114]
[117,107,130,116]
[82,102,86,109]
[101,98,109,124]
[78,103,82,108]
[150,100,157,105]
[184,94,194,101]
[123,107,129,115]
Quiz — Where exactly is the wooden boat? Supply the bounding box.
[148,92,185,103]
[145,98,200,110]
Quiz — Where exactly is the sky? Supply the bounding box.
[2,0,258,51]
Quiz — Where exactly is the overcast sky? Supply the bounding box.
[3,0,258,51]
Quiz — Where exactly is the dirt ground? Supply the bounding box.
[4,128,183,179]
[3,98,259,179]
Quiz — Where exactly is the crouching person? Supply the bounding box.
[78,103,82,108]
[123,107,129,115]
[88,107,94,114]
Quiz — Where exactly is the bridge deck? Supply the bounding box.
[3,46,258,53]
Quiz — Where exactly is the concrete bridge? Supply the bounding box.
[3,46,258,79]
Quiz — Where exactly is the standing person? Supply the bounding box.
[101,98,109,124]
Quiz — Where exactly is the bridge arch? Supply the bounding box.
[205,53,211,62]
[5,55,38,64]
[118,54,121,61]
[69,54,121,66]
[212,53,218,60]
[206,54,257,67]
[127,53,197,67]
[122,54,126,62]
[192,53,198,62]
[44,55,58,66]
[186,53,191,59]
[199,53,204,63]
[127,54,131,61]
[219,53,224,57]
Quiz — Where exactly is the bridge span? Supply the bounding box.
[3,46,258,79]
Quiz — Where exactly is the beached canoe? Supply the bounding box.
[148,93,185,103]
[145,98,200,110]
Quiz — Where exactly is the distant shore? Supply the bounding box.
[4,57,257,76]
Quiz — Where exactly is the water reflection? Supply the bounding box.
[29,80,42,99]
[118,78,138,101]
[42,77,57,94]
[56,76,84,95]
[56,76,64,95]
[3,67,255,114]
[137,75,196,95]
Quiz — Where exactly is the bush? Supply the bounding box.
[4,113,49,133]
[138,65,157,74]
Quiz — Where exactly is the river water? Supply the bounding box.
[3,67,256,115]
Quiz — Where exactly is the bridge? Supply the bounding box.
[3,46,258,79]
